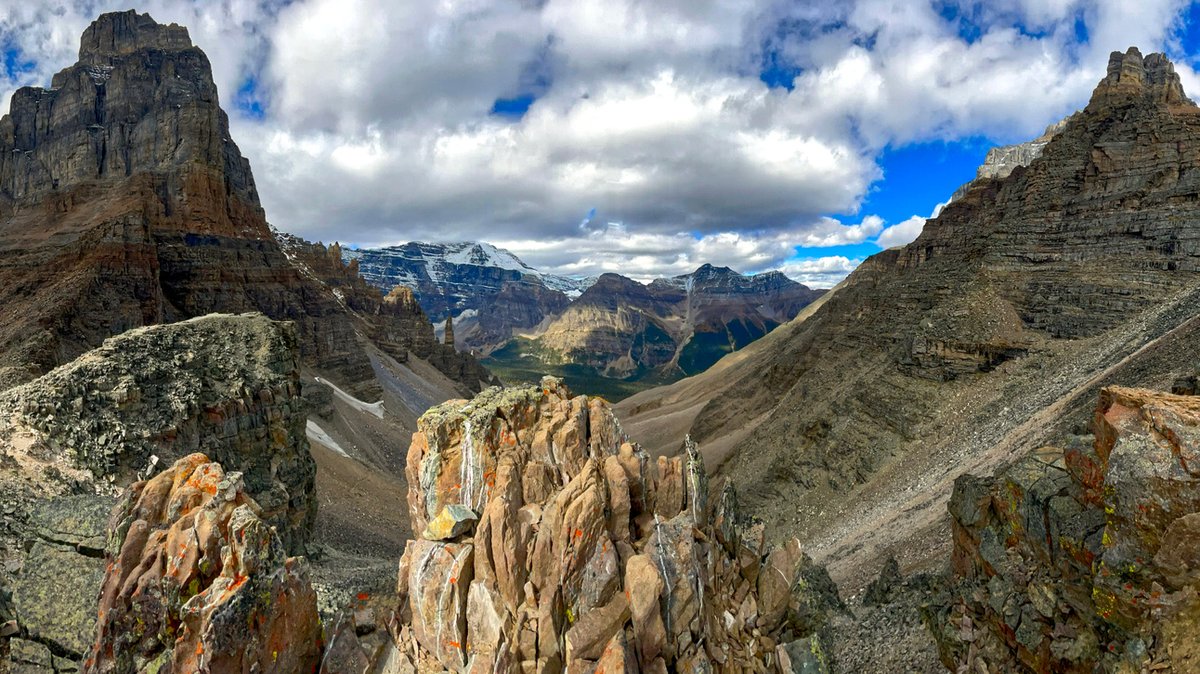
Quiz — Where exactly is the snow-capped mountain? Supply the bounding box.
[343,242,592,352]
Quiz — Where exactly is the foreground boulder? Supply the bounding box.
[86,453,322,674]
[925,386,1200,672]
[378,377,840,673]
[0,313,318,671]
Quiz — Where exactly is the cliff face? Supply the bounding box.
[0,10,374,394]
[618,48,1200,581]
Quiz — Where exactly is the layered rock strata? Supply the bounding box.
[86,453,322,674]
[0,10,377,395]
[618,47,1200,581]
[369,378,841,672]
[926,385,1200,672]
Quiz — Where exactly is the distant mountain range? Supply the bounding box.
[344,243,823,397]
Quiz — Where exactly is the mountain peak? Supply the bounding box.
[79,10,192,64]
[1090,46,1192,108]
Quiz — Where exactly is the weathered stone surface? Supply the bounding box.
[373,379,840,673]
[85,453,321,674]
[422,504,479,541]
[926,386,1200,672]
[12,541,104,659]
[400,539,474,672]
[0,313,315,553]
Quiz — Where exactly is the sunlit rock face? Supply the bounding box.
[370,377,845,673]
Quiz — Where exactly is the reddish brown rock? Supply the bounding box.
[374,378,837,673]
[86,453,321,674]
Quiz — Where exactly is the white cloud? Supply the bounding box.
[778,256,864,287]
[875,215,928,248]
[1,0,1197,279]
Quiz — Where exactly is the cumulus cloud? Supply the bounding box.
[2,0,1197,280]
[778,256,864,288]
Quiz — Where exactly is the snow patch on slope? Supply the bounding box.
[306,419,350,458]
[314,376,385,419]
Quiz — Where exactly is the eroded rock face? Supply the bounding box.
[0,313,318,672]
[86,453,322,674]
[383,378,839,673]
[925,386,1200,672]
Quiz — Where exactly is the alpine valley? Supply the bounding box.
[1,8,1200,674]
[347,244,825,399]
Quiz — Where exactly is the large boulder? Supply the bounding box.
[382,377,838,673]
[85,453,322,674]
[925,386,1200,672]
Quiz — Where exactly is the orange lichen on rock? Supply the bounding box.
[85,453,322,674]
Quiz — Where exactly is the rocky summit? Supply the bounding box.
[0,10,490,398]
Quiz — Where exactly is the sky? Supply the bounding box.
[1,1,1199,287]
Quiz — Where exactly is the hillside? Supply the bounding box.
[618,47,1200,587]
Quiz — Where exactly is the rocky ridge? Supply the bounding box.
[328,377,846,672]
[346,242,578,354]
[277,233,497,392]
[617,47,1200,591]
[926,384,1200,672]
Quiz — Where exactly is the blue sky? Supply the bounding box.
[1,0,1199,285]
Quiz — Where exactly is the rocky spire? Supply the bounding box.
[443,314,455,348]
[77,10,192,65]
[1089,46,1193,108]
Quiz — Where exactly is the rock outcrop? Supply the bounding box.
[926,385,1200,672]
[372,378,841,673]
[0,313,317,672]
[86,453,322,674]
[0,313,315,552]
[618,47,1200,586]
